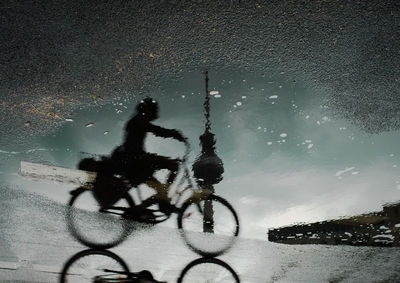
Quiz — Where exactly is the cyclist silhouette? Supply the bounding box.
[84,97,187,215]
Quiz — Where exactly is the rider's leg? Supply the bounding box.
[135,155,180,210]
[136,179,168,208]
[145,154,180,186]
[150,154,179,184]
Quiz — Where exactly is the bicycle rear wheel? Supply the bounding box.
[177,257,240,283]
[59,249,130,283]
[177,195,239,257]
[66,188,134,249]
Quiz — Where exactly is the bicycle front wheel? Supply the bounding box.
[66,188,134,249]
[177,195,239,257]
[59,249,130,283]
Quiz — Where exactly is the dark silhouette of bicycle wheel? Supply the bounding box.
[177,195,239,257]
[177,257,240,283]
[66,188,135,249]
[59,249,130,283]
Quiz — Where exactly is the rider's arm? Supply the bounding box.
[148,123,186,142]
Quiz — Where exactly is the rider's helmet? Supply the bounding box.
[136,97,159,120]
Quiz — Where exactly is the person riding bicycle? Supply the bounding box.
[117,97,186,184]
[92,97,187,215]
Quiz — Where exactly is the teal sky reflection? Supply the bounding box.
[2,70,399,239]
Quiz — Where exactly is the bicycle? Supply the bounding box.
[66,143,239,257]
[59,249,240,283]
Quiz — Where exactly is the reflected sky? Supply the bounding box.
[2,69,398,239]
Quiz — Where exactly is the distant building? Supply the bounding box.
[268,202,400,246]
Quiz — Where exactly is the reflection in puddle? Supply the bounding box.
[8,70,400,240]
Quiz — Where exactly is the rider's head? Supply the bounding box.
[136,97,159,120]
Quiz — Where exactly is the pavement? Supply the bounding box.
[1,185,400,282]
